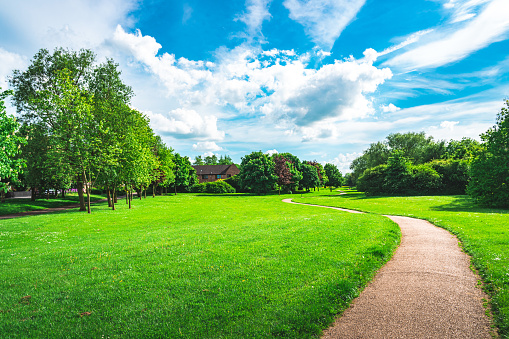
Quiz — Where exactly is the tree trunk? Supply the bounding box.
[128,187,132,209]
[107,188,112,207]
[144,188,147,199]
[153,183,156,198]
[112,187,116,210]
[85,171,91,214]
[31,188,36,202]
[61,188,65,198]
[0,191,5,203]
[174,185,177,195]
[126,186,128,204]
[77,174,86,211]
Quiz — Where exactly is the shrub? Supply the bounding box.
[357,164,387,195]
[429,159,469,194]
[190,180,236,194]
[409,164,441,195]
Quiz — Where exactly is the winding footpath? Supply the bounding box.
[282,199,494,338]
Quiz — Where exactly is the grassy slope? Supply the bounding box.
[0,194,105,216]
[295,189,509,337]
[0,193,399,338]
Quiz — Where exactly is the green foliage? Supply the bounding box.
[238,151,277,194]
[410,163,441,194]
[218,155,234,165]
[429,159,469,194]
[356,164,387,195]
[300,164,320,191]
[445,137,481,161]
[324,163,343,188]
[190,180,236,193]
[468,100,509,208]
[383,150,413,194]
[0,89,26,197]
[194,155,204,165]
[224,174,243,192]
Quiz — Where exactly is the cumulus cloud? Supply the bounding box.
[265,149,278,155]
[380,103,401,113]
[283,0,366,51]
[145,109,225,140]
[328,152,363,173]
[192,141,223,152]
[386,0,509,70]
[113,27,393,132]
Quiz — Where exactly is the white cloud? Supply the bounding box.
[236,0,272,38]
[328,152,362,174]
[265,149,278,155]
[145,109,225,140]
[182,4,193,24]
[377,29,434,57]
[443,0,491,23]
[380,103,401,113]
[0,0,138,53]
[114,28,393,133]
[283,0,366,51]
[425,121,491,141]
[192,141,223,152]
[386,0,509,70]
[0,48,27,90]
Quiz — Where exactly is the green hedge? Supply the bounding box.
[190,180,236,194]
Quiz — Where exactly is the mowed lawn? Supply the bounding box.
[0,193,399,338]
[296,189,509,337]
[0,194,105,216]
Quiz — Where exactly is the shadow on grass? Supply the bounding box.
[429,195,509,214]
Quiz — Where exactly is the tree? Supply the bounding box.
[300,164,320,191]
[445,138,481,161]
[273,154,293,195]
[218,155,234,165]
[324,163,343,190]
[204,154,218,165]
[10,48,96,211]
[0,89,26,202]
[468,100,509,207]
[303,161,327,189]
[238,151,277,194]
[173,153,194,194]
[194,155,205,165]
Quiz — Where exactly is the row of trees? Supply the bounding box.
[229,151,343,194]
[1,48,198,211]
[351,100,509,208]
[193,154,234,166]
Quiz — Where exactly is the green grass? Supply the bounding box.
[0,193,399,338]
[0,194,105,216]
[295,188,509,338]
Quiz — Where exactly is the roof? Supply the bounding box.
[192,164,239,175]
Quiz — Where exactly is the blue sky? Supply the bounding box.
[1,0,508,172]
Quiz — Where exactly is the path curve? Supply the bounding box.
[283,199,494,338]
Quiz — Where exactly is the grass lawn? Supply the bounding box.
[0,193,399,338]
[0,194,105,216]
[295,188,509,338]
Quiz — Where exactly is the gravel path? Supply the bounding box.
[283,199,494,338]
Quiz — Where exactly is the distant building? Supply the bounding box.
[192,165,240,183]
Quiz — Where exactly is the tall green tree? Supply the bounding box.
[324,163,343,190]
[300,164,320,192]
[194,155,205,165]
[218,155,234,165]
[468,100,509,207]
[204,154,218,165]
[10,48,96,211]
[0,89,26,202]
[238,151,277,194]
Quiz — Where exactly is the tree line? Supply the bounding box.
[0,48,198,211]
[350,100,509,208]
[223,151,344,195]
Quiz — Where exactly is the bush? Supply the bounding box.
[190,180,236,194]
[429,159,469,194]
[409,164,441,194]
[357,164,387,195]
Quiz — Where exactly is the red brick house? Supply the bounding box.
[192,165,240,183]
